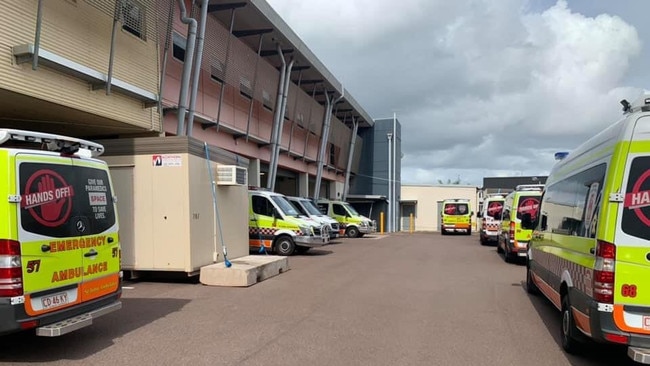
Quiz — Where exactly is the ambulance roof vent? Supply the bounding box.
[0,129,104,157]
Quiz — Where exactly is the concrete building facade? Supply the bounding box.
[400,185,480,232]
[0,0,380,271]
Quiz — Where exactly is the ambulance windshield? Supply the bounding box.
[272,196,300,217]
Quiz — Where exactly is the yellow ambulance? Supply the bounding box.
[440,199,473,235]
[522,95,650,363]
[0,129,122,336]
[249,189,329,255]
[497,184,543,261]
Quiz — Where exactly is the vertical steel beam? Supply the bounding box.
[158,0,175,126]
[245,34,265,143]
[269,58,294,192]
[186,0,210,136]
[176,0,198,136]
[266,44,286,190]
[106,2,121,95]
[215,9,236,133]
[342,116,358,201]
[32,0,44,71]
[287,69,303,155]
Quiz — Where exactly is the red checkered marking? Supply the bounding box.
[532,248,593,296]
[249,227,301,236]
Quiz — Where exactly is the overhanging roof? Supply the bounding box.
[206,0,374,128]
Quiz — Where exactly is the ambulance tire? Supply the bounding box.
[466,228,472,236]
[274,235,296,256]
[526,261,539,295]
[561,294,582,354]
[346,226,360,238]
[479,236,486,246]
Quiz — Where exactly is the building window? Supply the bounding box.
[210,60,225,83]
[262,90,273,111]
[172,32,186,62]
[119,0,146,40]
[329,143,336,165]
[240,76,252,99]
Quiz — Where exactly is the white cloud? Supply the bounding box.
[267,0,644,186]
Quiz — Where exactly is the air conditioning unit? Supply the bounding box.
[216,165,247,186]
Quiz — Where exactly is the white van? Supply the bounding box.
[286,196,340,239]
[477,194,504,245]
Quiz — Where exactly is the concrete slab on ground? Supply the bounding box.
[199,255,290,287]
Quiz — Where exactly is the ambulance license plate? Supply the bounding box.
[41,292,69,309]
[644,316,650,330]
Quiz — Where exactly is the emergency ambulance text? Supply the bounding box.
[51,261,109,282]
[49,235,108,253]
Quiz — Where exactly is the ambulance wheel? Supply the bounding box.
[479,236,486,246]
[466,229,472,236]
[274,235,295,256]
[561,294,582,354]
[346,226,360,238]
[526,261,539,295]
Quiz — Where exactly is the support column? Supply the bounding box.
[298,172,309,197]
[266,44,287,190]
[342,116,358,201]
[176,0,198,136]
[248,158,261,188]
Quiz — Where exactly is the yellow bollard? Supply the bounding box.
[410,213,414,233]
[380,212,385,234]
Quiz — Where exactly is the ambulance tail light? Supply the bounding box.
[593,240,616,304]
[509,222,515,242]
[0,239,23,297]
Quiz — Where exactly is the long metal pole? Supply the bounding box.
[313,90,331,200]
[313,89,343,200]
[176,0,198,136]
[186,0,210,137]
[158,0,175,130]
[245,34,265,142]
[106,4,121,96]
[286,69,303,155]
[342,116,358,201]
[392,112,399,231]
[32,0,44,71]
[266,44,286,190]
[387,133,392,232]
[270,58,294,192]
[215,9,236,133]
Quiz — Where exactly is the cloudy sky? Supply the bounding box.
[266,0,649,186]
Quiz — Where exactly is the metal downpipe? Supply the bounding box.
[266,44,287,190]
[269,58,294,192]
[215,9,236,133]
[32,0,44,71]
[245,34,265,142]
[186,0,209,137]
[313,91,331,201]
[286,69,303,156]
[176,0,198,136]
[342,116,358,201]
[313,88,343,200]
[157,0,175,132]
